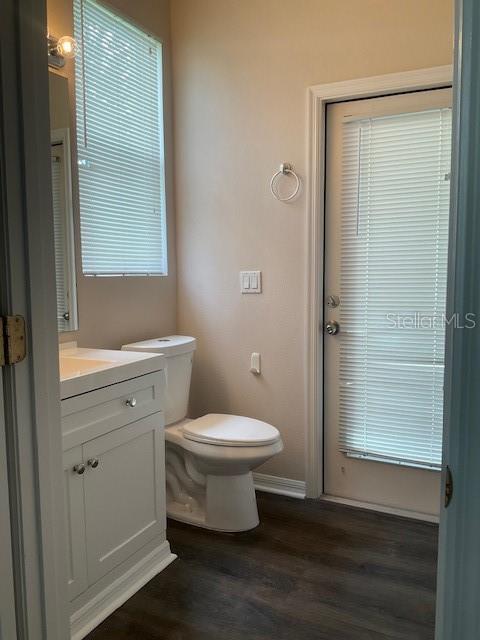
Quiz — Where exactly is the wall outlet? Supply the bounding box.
[240,271,262,293]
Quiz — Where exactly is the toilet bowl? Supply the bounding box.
[122,336,283,531]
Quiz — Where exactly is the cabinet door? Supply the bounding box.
[83,414,165,584]
[63,446,88,600]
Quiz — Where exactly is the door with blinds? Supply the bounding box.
[323,88,452,516]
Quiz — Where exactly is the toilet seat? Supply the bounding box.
[181,413,281,447]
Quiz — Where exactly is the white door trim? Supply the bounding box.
[305,65,453,498]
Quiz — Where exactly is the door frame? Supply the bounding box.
[0,0,68,637]
[305,65,453,499]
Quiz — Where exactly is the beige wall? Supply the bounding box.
[171,0,453,480]
[47,0,176,349]
[46,0,453,481]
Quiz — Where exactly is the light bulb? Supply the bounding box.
[57,36,78,59]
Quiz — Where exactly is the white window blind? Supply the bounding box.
[339,107,452,469]
[74,0,167,275]
[51,147,69,330]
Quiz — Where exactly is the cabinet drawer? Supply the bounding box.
[62,371,165,450]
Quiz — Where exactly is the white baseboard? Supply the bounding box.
[321,494,440,524]
[71,541,176,640]
[253,472,306,499]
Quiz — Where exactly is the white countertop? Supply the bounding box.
[59,345,166,399]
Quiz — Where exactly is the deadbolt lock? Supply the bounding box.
[327,295,340,308]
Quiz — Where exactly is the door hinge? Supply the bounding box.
[0,315,27,367]
[444,465,453,508]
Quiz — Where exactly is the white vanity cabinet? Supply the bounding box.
[64,415,164,598]
[60,358,175,640]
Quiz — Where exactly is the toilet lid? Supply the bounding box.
[182,414,281,447]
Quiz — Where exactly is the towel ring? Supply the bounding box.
[270,163,300,202]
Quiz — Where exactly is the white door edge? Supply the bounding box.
[0,1,69,637]
[0,370,17,639]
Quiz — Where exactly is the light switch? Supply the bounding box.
[240,270,262,294]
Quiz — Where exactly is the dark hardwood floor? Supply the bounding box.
[86,492,438,640]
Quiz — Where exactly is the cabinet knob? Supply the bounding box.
[73,463,86,475]
[87,458,99,469]
[125,397,137,408]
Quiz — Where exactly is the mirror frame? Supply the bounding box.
[51,127,78,332]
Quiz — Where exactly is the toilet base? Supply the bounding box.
[164,426,282,533]
[167,471,259,532]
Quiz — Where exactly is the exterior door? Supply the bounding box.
[324,88,452,516]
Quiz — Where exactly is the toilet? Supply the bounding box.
[121,336,283,532]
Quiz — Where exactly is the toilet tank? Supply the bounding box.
[121,336,196,425]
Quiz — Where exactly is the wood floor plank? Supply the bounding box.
[86,493,437,640]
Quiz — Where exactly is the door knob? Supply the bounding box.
[87,458,99,469]
[125,397,137,408]
[325,320,340,335]
[73,463,86,475]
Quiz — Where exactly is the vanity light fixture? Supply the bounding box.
[47,34,78,69]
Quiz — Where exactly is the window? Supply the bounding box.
[74,0,167,276]
[338,106,452,469]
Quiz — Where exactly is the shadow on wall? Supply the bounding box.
[188,346,235,418]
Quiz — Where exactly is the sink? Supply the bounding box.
[59,344,166,399]
[59,356,117,379]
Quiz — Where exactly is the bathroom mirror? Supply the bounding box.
[49,71,78,332]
